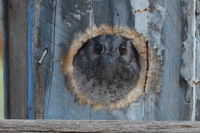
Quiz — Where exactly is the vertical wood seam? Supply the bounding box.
[46,0,57,117]
[28,0,34,119]
[2,0,10,119]
[191,0,197,121]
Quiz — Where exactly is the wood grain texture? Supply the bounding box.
[195,0,200,120]
[5,0,198,120]
[180,0,200,120]
[154,0,186,120]
[0,120,200,133]
[29,0,191,120]
[32,0,55,119]
[5,0,28,119]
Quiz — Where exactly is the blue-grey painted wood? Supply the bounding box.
[195,0,200,120]
[32,0,56,119]
[181,0,200,120]
[31,0,194,120]
[155,0,186,120]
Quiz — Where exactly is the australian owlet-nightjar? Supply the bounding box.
[73,34,141,104]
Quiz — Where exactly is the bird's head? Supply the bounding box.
[73,34,141,104]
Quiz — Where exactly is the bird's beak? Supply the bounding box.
[104,51,114,64]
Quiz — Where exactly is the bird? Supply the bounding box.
[72,34,141,105]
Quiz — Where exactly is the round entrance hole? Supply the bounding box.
[63,25,148,110]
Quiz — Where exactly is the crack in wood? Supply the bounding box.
[143,41,149,93]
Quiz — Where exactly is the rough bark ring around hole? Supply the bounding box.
[63,25,148,110]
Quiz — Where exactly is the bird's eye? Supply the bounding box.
[119,43,126,54]
[94,43,102,54]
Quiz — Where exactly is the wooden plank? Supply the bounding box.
[180,0,200,120]
[0,120,200,133]
[23,0,193,120]
[0,0,4,120]
[153,0,187,120]
[2,0,9,119]
[43,0,93,119]
[31,0,55,119]
[5,0,28,118]
[195,0,200,120]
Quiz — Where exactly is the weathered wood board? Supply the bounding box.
[4,0,200,120]
[1,120,200,133]
[3,0,28,119]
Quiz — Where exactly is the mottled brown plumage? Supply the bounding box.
[72,34,140,104]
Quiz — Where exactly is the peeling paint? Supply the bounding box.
[30,0,191,120]
[130,0,149,36]
[135,7,156,13]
